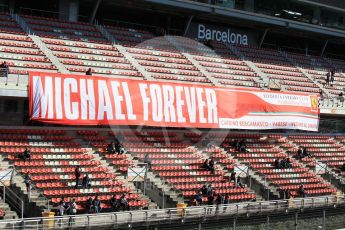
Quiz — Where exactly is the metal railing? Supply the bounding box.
[0,195,343,229]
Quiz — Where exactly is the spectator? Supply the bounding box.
[74,165,81,188]
[298,184,306,198]
[120,193,129,211]
[107,142,115,154]
[200,184,207,196]
[285,188,291,199]
[279,188,285,199]
[297,146,303,159]
[115,142,123,154]
[207,192,214,206]
[18,148,31,162]
[0,61,8,77]
[206,184,213,197]
[194,192,203,206]
[144,153,151,169]
[338,92,344,103]
[58,198,66,216]
[110,195,119,212]
[237,177,244,188]
[274,158,281,169]
[230,172,236,183]
[85,68,92,76]
[87,197,93,213]
[325,72,330,85]
[224,194,230,204]
[223,194,230,213]
[232,139,239,148]
[24,173,31,193]
[286,158,292,168]
[216,193,224,206]
[208,159,215,174]
[330,69,335,83]
[201,159,210,170]
[69,198,77,215]
[303,147,311,158]
[93,195,101,213]
[82,173,91,188]
[24,148,31,161]
[280,158,287,169]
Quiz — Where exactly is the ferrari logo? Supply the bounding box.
[310,96,318,110]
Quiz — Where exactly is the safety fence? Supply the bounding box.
[0,195,343,229]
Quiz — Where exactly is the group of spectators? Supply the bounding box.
[229,172,245,188]
[201,158,215,174]
[17,148,31,162]
[57,197,77,216]
[296,146,312,159]
[274,157,292,169]
[279,184,306,199]
[232,139,247,152]
[74,165,91,189]
[107,141,124,155]
[325,70,335,85]
[193,184,230,207]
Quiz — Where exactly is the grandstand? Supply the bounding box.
[0,0,344,229]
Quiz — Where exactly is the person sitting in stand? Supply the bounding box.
[303,147,311,158]
[120,193,129,211]
[194,192,203,206]
[280,157,287,169]
[237,176,244,188]
[115,142,123,154]
[24,173,31,193]
[68,198,77,215]
[330,69,335,84]
[297,146,304,159]
[230,172,236,183]
[325,72,330,85]
[74,165,81,188]
[93,195,101,213]
[24,148,31,161]
[85,68,92,76]
[110,195,119,212]
[274,158,281,169]
[201,159,210,170]
[285,188,292,199]
[208,159,215,174]
[285,157,292,169]
[206,184,213,197]
[232,139,239,148]
[107,142,115,154]
[338,92,344,103]
[0,61,9,77]
[200,184,208,196]
[82,173,91,188]
[87,197,93,214]
[298,184,306,198]
[216,193,224,206]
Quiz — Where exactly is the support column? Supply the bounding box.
[312,7,321,24]
[9,0,16,12]
[59,0,79,22]
[244,0,254,12]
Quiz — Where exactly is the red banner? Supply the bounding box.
[29,72,319,131]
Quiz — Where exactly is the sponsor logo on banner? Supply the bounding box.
[28,72,319,131]
[310,95,318,111]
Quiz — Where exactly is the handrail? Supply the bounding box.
[0,168,24,218]
[0,195,343,229]
[12,168,50,211]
